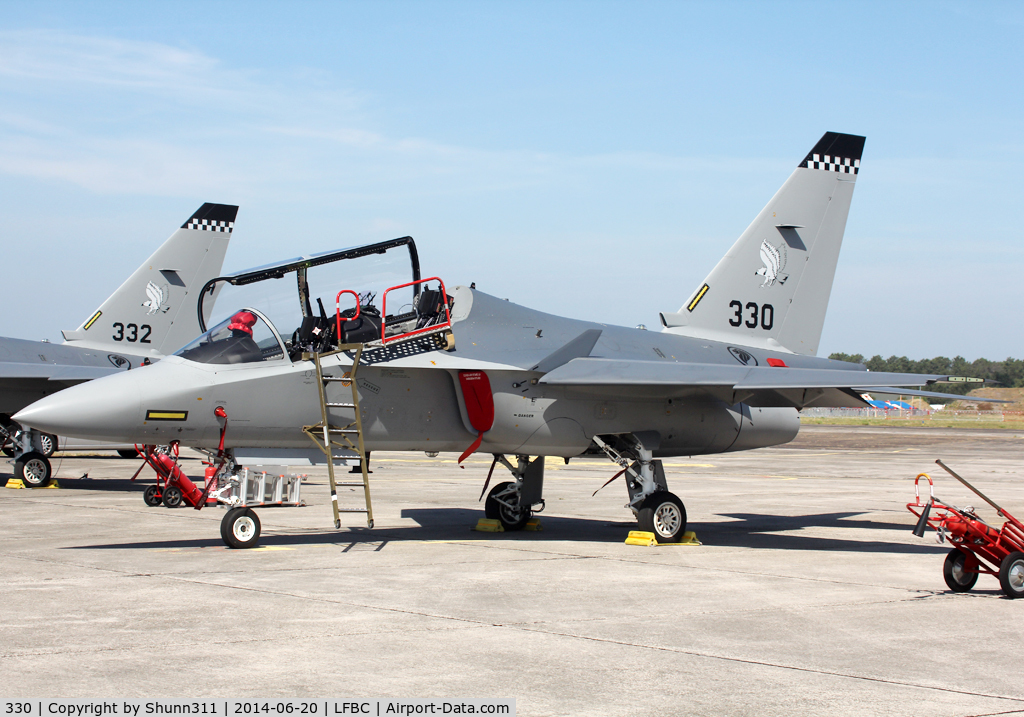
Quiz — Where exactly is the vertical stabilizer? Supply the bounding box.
[61,203,237,355]
[661,132,865,355]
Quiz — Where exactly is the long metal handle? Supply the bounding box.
[935,459,1006,518]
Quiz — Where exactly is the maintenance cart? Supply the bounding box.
[907,459,1024,598]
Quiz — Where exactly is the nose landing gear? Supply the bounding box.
[3,420,57,488]
[480,455,546,531]
[592,434,688,543]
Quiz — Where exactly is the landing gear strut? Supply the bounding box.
[593,434,688,543]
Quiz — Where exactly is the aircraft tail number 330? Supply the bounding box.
[729,300,774,330]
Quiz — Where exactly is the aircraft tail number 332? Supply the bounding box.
[112,322,153,343]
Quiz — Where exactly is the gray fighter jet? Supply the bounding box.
[2,203,236,485]
[15,134,973,543]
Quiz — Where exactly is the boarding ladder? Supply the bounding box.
[301,344,374,529]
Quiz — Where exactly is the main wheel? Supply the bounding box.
[943,548,978,592]
[221,508,261,549]
[143,485,163,507]
[484,481,530,531]
[37,433,58,457]
[118,449,141,459]
[162,486,183,508]
[16,452,51,488]
[637,491,687,543]
[999,551,1024,599]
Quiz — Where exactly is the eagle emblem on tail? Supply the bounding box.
[755,239,788,288]
[143,281,170,314]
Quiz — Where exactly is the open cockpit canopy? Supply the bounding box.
[198,237,420,334]
[192,236,452,360]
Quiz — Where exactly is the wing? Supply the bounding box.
[146,281,160,306]
[538,358,988,409]
[0,362,117,382]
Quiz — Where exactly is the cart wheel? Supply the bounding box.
[118,449,141,459]
[943,548,978,592]
[16,452,51,488]
[637,491,687,543]
[162,486,183,508]
[999,551,1024,599]
[221,508,261,549]
[143,485,163,507]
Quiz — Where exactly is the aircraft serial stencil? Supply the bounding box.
[15,133,980,546]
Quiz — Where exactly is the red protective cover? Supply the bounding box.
[458,371,494,463]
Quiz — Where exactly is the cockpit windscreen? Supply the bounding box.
[176,310,286,365]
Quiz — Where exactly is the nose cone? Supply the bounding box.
[15,369,143,441]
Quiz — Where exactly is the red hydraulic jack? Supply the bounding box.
[134,407,230,510]
[907,459,1024,598]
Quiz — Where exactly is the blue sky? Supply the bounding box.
[1,1,1022,359]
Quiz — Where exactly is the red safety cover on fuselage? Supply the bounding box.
[458,370,495,433]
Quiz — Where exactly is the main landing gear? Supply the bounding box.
[2,418,57,488]
[481,455,546,531]
[593,434,688,543]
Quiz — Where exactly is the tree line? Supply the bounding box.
[826,354,1024,396]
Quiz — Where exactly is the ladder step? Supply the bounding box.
[324,428,360,434]
[334,481,367,487]
[325,402,356,408]
[322,377,351,382]
[337,508,369,513]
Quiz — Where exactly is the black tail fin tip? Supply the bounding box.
[799,132,866,173]
[181,203,239,231]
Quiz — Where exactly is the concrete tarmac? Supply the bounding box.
[2,426,1023,716]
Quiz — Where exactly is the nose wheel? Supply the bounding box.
[221,507,261,549]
